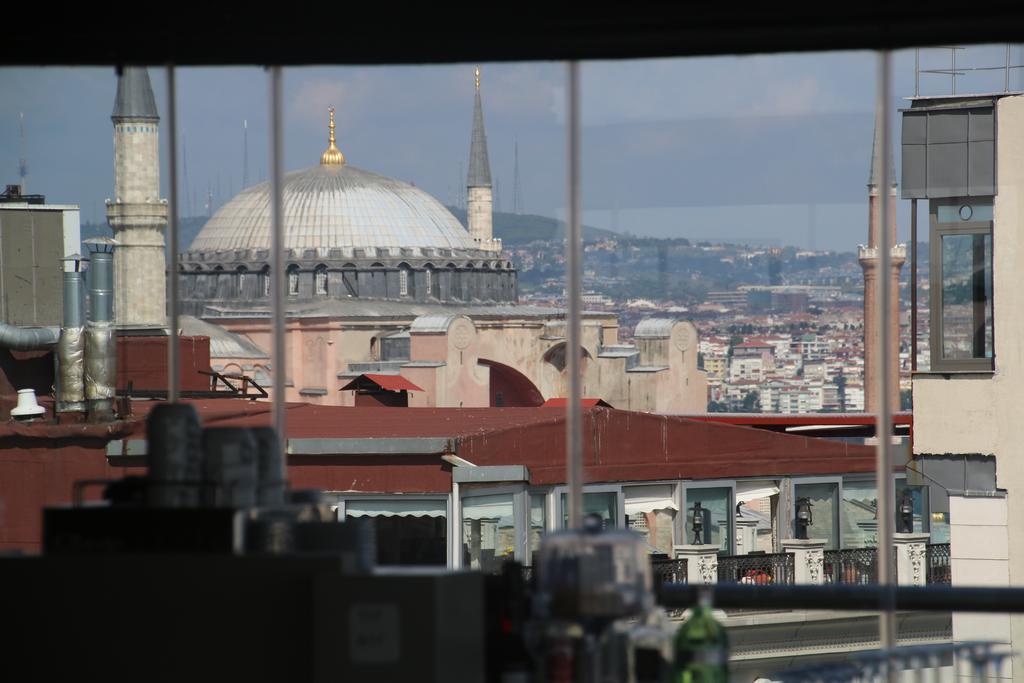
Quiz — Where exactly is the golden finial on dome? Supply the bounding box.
[320,106,346,166]
[474,67,480,91]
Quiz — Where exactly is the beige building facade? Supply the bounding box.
[909,93,1024,679]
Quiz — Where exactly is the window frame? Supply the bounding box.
[680,479,736,554]
[792,475,842,550]
[333,492,452,567]
[928,197,995,372]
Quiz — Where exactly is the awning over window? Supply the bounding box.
[624,485,678,516]
[345,498,446,518]
[736,480,780,504]
[462,494,514,528]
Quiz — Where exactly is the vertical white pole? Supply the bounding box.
[165,66,180,403]
[876,50,897,666]
[566,62,583,529]
[269,66,288,479]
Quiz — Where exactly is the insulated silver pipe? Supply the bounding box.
[565,61,583,529]
[85,251,116,421]
[875,49,897,661]
[0,323,58,350]
[57,271,85,412]
[269,66,288,481]
[166,65,181,403]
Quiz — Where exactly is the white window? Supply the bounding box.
[260,267,271,297]
[315,265,328,295]
[287,266,299,296]
[399,268,409,296]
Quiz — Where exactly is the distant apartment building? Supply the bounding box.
[706,290,747,309]
[703,355,727,377]
[728,356,764,382]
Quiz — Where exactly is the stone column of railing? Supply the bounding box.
[673,544,719,584]
[735,517,759,555]
[893,532,930,586]
[781,538,826,585]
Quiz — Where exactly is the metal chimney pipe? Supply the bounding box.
[56,270,85,413]
[85,249,117,421]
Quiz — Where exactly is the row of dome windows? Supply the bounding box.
[192,263,513,298]
[187,261,512,271]
[115,125,156,133]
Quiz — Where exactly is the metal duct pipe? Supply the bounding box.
[0,322,58,350]
[146,403,202,507]
[57,271,85,413]
[85,251,116,421]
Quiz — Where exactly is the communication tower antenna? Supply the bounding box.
[512,138,522,214]
[182,129,191,216]
[18,112,28,194]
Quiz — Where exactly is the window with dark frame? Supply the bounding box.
[929,197,994,372]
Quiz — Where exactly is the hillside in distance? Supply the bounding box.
[447,207,617,246]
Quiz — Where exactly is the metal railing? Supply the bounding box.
[927,543,952,585]
[824,547,879,584]
[652,557,688,587]
[717,552,794,585]
[772,641,1009,682]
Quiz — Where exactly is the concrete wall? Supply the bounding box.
[214,311,707,413]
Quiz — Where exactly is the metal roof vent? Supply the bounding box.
[10,389,45,420]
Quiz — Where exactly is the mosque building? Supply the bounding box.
[114,67,706,411]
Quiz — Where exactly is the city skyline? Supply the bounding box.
[1,45,1020,251]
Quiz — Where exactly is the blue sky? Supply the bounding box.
[1,45,1020,251]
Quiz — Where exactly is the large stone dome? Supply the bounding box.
[188,163,477,254]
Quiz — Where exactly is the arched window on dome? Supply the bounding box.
[424,263,440,300]
[448,263,462,301]
[235,266,248,297]
[342,263,358,297]
[398,263,412,298]
[287,265,300,296]
[314,264,328,296]
[260,265,271,298]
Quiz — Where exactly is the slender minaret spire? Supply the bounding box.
[466,67,500,253]
[320,107,346,166]
[242,119,249,188]
[859,124,905,412]
[106,66,167,329]
[18,112,27,194]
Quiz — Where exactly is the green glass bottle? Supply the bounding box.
[672,592,729,683]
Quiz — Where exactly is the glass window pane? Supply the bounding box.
[795,482,838,550]
[529,494,547,561]
[937,201,993,223]
[462,493,515,572]
[624,485,678,555]
[684,487,731,553]
[345,498,447,567]
[842,480,878,548]
[895,482,931,535]
[941,233,993,360]
[561,491,618,529]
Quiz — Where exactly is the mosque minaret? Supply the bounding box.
[466,68,501,253]
[859,126,906,411]
[106,67,168,329]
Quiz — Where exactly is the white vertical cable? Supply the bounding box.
[165,65,180,403]
[269,66,288,477]
[875,50,897,663]
[566,61,583,529]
